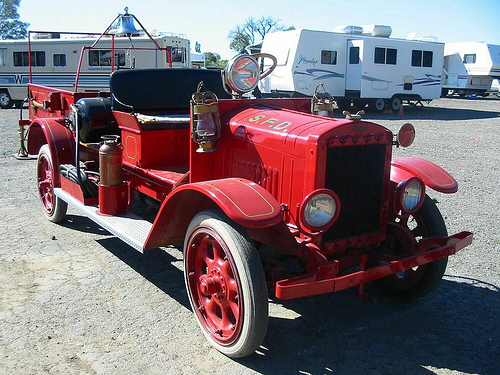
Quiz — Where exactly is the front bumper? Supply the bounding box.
[275,231,473,300]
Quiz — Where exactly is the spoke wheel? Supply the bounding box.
[375,195,448,299]
[37,144,67,223]
[184,210,268,358]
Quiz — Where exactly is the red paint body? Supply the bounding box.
[22,66,472,301]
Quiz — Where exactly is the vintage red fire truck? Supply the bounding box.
[17,20,472,357]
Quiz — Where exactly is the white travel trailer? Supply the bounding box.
[442,42,500,97]
[0,10,190,109]
[259,27,444,111]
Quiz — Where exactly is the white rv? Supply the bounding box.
[442,42,500,97]
[259,28,444,111]
[0,11,190,109]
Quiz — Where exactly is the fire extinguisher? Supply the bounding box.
[98,135,128,215]
[99,135,123,186]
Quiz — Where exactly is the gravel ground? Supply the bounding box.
[0,97,498,375]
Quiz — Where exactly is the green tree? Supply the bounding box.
[0,0,29,39]
[228,16,294,53]
[204,52,227,68]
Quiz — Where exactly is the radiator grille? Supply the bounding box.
[231,159,279,198]
[323,144,387,241]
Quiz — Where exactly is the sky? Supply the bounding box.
[18,0,500,60]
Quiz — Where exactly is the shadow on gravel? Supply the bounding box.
[60,214,191,310]
[354,106,500,121]
[60,215,111,235]
[96,236,191,310]
[238,279,499,375]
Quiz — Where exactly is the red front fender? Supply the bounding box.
[144,178,282,249]
[391,157,458,193]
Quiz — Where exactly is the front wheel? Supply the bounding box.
[390,96,402,111]
[37,144,67,223]
[375,195,448,300]
[183,210,268,358]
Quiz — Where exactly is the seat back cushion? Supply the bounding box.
[110,68,231,112]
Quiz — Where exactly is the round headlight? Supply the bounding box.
[224,55,260,94]
[398,177,425,214]
[300,189,340,232]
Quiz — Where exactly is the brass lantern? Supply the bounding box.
[311,83,335,117]
[190,82,221,153]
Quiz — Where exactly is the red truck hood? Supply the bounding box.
[224,105,391,156]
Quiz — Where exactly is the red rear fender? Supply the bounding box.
[391,157,458,193]
[28,119,75,186]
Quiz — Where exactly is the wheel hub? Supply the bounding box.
[199,268,226,299]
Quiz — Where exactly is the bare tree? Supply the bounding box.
[229,16,294,53]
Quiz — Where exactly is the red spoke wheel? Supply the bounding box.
[184,210,268,358]
[375,195,448,300]
[37,144,67,223]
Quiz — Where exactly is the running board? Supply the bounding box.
[54,188,152,253]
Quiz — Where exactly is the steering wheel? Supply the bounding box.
[251,53,277,79]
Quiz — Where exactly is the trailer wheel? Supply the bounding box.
[389,97,402,111]
[183,210,268,358]
[371,98,386,112]
[37,144,67,223]
[0,90,13,109]
[375,195,448,300]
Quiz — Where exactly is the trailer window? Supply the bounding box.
[168,47,185,63]
[411,50,421,66]
[53,54,66,67]
[321,50,337,65]
[411,50,433,67]
[89,50,126,67]
[374,47,397,65]
[0,48,7,66]
[386,48,397,64]
[464,54,476,64]
[349,47,359,64]
[13,51,46,67]
[422,51,433,67]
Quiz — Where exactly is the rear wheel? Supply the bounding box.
[0,91,13,109]
[375,195,448,299]
[37,144,67,223]
[183,210,268,358]
[371,98,386,112]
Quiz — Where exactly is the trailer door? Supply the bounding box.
[346,39,363,92]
